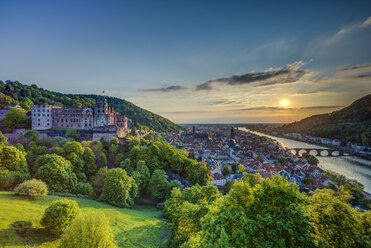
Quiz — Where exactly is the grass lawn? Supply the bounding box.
[0,191,169,248]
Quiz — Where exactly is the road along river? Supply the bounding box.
[239,128,371,193]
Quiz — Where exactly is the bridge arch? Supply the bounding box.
[309,150,318,156]
[331,151,340,156]
[320,150,329,156]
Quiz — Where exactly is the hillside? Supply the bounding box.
[0,191,168,248]
[280,94,371,146]
[0,80,180,132]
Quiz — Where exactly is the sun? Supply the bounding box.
[280,99,290,107]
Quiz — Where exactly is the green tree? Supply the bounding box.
[40,199,80,236]
[201,175,314,248]
[97,152,107,168]
[119,158,134,175]
[99,168,138,207]
[58,211,116,248]
[20,98,33,111]
[65,129,80,140]
[3,107,30,128]
[92,166,108,197]
[309,189,370,247]
[222,180,233,195]
[149,169,169,201]
[34,154,77,193]
[131,160,150,193]
[0,145,29,175]
[82,147,97,180]
[61,141,84,160]
[222,165,230,176]
[236,165,248,174]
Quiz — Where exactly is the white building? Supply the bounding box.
[31,105,60,130]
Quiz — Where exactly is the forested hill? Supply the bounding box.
[280,94,371,145]
[0,80,180,132]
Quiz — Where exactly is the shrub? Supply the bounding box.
[40,199,80,236]
[99,168,138,207]
[58,211,116,248]
[0,169,29,190]
[73,182,93,197]
[14,179,48,197]
[34,154,77,193]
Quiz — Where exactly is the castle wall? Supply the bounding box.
[31,105,58,130]
[52,108,83,129]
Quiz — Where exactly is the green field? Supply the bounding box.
[0,191,169,248]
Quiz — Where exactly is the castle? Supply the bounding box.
[31,98,129,141]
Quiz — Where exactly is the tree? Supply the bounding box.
[131,160,150,193]
[92,166,108,197]
[20,98,33,111]
[236,165,248,174]
[222,180,233,195]
[201,175,314,247]
[3,107,30,129]
[34,154,77,193]
[303,153,319,165]
[72,182,93,197]
[40,199,80,236]
[97,152,107,168]
[309,189,370,247]
[65,129,80,140]
[14,179,48,198]
[222,166,230,176]
[99,168,138,207]
[0,145,29,175]
[119,158,134,175]
[149,169,169,201]
[61,141,84,161]
[0,145,30,189]
[82,147,97,180]
[58,211,116,248]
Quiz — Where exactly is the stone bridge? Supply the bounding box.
[289,148,353,157]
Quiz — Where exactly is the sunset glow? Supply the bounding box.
[280,99,290,107]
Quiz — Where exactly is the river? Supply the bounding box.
[239,128,371,193]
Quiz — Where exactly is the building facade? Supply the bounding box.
[31,98,128,134]
[31,105,60,130]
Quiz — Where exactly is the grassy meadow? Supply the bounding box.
[0,191,168,248]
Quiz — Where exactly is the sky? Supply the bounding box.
[0,0,370,124]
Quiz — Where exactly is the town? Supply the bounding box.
[164,126,336,192]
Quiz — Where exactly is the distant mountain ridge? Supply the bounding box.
[0,80,180,132]
[280,94,371,145]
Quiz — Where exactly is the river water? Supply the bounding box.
[239,128,371,193]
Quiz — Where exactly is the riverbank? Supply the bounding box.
[239,127,371,194]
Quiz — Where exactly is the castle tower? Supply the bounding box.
[94,98,110,127]
[230,127,235,139]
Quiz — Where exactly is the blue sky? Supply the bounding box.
[0,0,370,123]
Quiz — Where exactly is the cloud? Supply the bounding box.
[140,85,187,92]
[211,99,244,105]
[195,61,307,90]
[234,105,343,112]
[361,16,371,27]
[299,105,343,110]
[339,64,371,72]
[333,16,371,38]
